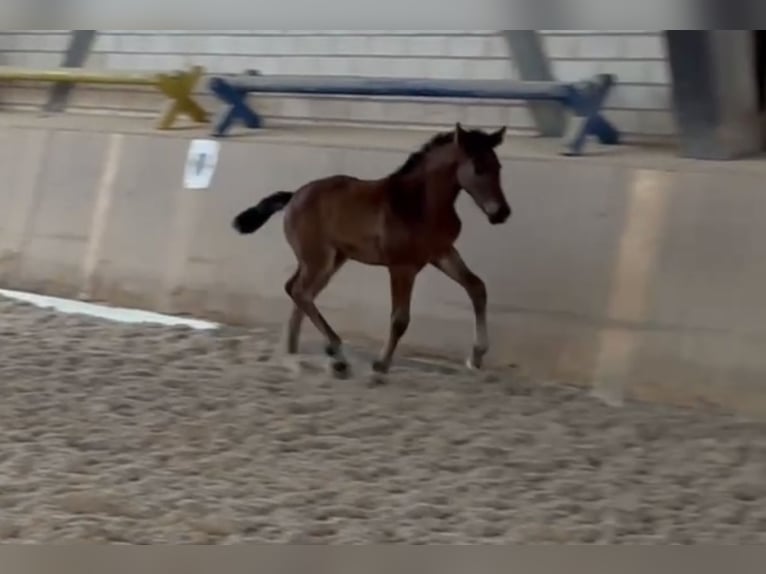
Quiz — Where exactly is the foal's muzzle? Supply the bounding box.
[488,204,511,225]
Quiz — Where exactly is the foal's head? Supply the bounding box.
[452,123,511,225]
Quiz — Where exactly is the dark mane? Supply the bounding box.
[390,127,496,180]
[386,127,499,222]
[390,131,454,179]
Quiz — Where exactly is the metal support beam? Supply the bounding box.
[44,30,97,113]
[503,30,565,137]
[665,30,761,160]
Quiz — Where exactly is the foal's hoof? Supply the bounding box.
[466,347,486,371]
[370,360,390,386]
[372,360,389,375]
[369,361,389,386]
[330,360,351,379]
[465,356,483,371]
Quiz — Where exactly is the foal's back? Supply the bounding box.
[283,173,394,265]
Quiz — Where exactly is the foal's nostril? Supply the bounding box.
[490,205,511,224]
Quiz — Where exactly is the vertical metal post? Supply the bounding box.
[45,30,98,113]
[503,30,565,137]
[665,30,761,159]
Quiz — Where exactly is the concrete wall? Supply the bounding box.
[1,119,766,417]
[0,30,673,140]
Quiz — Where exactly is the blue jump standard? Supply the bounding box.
[208,73,620,156]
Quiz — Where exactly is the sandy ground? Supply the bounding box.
[1,295,765,544]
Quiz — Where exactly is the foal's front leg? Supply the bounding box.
[432,248,488,370]
[372,265,420,376]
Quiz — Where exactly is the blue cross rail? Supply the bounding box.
[208,72,620,156]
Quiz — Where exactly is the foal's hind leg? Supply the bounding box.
[372,265,420,377]
[286,252,350,378]
[432,248,488,370]
[285,253,346,354]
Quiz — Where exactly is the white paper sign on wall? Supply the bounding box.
[183,139,221,190]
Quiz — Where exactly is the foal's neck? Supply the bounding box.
[422,153,462,211]
[395,163,459,210]
[386,140,464,222]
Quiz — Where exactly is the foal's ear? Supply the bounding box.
[489,126,507,148]
[454,122,468,148]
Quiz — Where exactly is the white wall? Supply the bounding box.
[0,30,674,139]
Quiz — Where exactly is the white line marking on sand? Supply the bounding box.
[0,289,219,331]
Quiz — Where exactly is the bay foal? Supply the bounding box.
[233,123,512,378]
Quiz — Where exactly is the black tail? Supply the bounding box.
[232,191,293,234]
